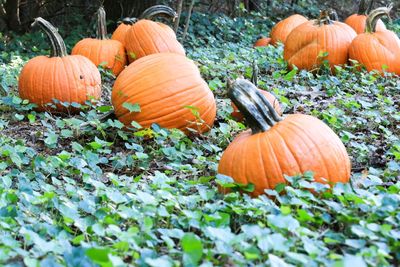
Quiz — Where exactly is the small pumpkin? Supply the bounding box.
[19,18,101,112]
[345,0,386,34]
[270,14,308,45]
[111,18,137,47]
[125,10,185,62]
[111,53,216,134]
[284,10,357,71]
[349,6,400,75]
[253,37,271,47]
[111,5,177,48]
[140,5,177,38]
[218,79,351,197]
[71,7,127,76]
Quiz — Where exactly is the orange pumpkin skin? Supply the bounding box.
[18,18,101,112]
[111,23,131,46]
[72,7,127,76]
[111,22,175,47]
[72,39,127,76]
[125,19,185,63]
[270,14,308,45]
[344,14,386,34]
[111,5,177,46]
[19,55,101,111]
[157,22,176,38]
[112,53,216,134]
[284,14,356,70]
[231,90,281,121]
[349,31,400,74]
[349,6,400,75]
[218,114,351,196]
[253,37,271,47]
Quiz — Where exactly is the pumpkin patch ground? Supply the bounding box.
[0,1,399,266]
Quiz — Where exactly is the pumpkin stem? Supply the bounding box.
[316,10,333,25]
[251,60,258,87]
[96,6,108,40]
[139,5,177,21]
[229,79,282,134]
[358,0,367,14]
[329,9,339,21]
[366,5,392,33]
[31,17,67,57]
[119,17,137,25]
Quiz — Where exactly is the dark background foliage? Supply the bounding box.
[1,0,399,33]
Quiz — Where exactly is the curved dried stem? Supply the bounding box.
[366,5,392,33]
[31,17,67,57]
[139,5,177,20]
[229,79,282,134]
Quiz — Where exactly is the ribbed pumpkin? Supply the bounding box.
[284,11,357,71]
[112,53,216,134]
[111,5,178,58]
[111,18,136,46]
[253,37,271,47]
[140,5,177,39]
[71,7,126,76]
[19,18,101,112]
[270,14,308,45]
[219,79,351,197]
[349,6,400,75]
[125,21,184,62]
[345,0,386,34]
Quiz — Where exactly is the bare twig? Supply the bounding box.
[182,0,195,41]
[174,0,184,34]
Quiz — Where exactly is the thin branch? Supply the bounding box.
[182,0,195,41]
[174,0,184,34]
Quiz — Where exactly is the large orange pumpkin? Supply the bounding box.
[270,14,308,45]
[112,53,216,134]
[218,79,351,197]
[71,7,127,76]
[344,0,386,34]
[111,5,177,48]
[349,6,400,75]
[284,11,357,71]
[19,18,101,112]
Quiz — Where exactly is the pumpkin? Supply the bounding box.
[111,18,137,47]
[71,7,127,76]
[349,6,400,75]
[125,20,184,63]
[18,17,101,112]
[218,79,351,197]
[345,0,386,34]
[111,53,216,134]
[140,5,177,38]
[111,5,177,47]
[253,37,271,47]
[284,10,357,71]
[270,14,308,45]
